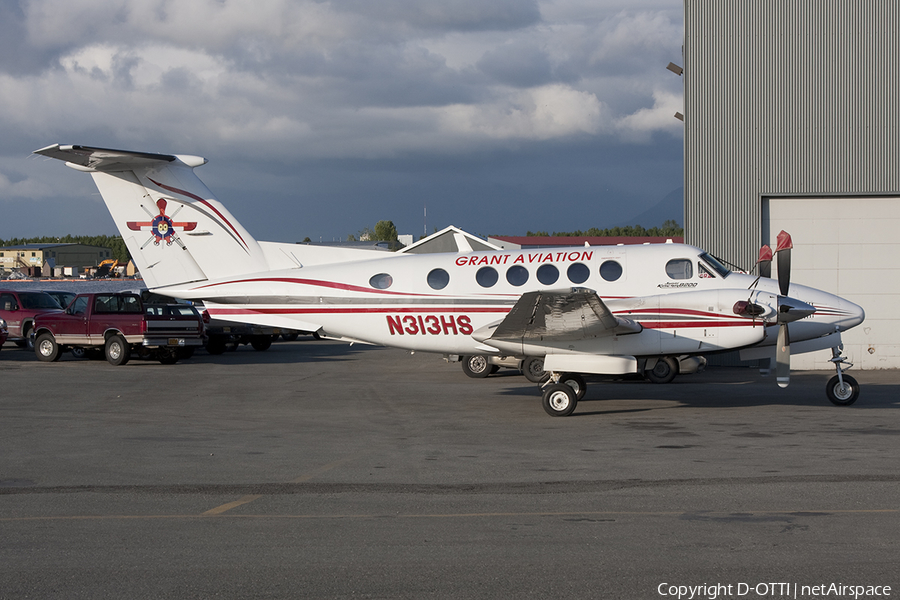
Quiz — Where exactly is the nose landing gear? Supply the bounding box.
[826,344,859,406]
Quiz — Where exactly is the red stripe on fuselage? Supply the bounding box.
[196,277,450,297]
[207,307,512,316]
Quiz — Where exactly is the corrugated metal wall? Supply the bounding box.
[684,0,900,268]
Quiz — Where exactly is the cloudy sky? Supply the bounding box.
[0,0,684,243]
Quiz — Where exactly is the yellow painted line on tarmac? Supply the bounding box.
[289,455,360,484]
[201,454,361,516]
[202,495,263,516]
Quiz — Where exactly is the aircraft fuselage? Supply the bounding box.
[160,242,864,359]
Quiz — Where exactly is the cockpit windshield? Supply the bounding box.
[699,252,731,278]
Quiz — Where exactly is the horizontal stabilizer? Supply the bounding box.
[34,144,207,172]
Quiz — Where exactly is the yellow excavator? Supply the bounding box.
[93,259,120,278]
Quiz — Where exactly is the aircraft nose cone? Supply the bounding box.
[839,297,865,330]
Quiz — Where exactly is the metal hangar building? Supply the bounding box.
[683,0,900,369]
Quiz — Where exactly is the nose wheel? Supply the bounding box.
[826,344,859,406]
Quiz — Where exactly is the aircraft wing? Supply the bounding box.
[483,288,641,347]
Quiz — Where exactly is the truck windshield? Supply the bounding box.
[699,252,731,278]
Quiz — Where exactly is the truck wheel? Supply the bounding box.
[35,333,61,362]
[105,335,131,366]
[250,335,272,351]
[21,324,35,351]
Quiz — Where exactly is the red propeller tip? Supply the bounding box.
[758,245,773,263]
[776,230,792,252]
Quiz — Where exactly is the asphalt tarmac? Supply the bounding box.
[1,339,899,599]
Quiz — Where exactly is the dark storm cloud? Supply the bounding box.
[329,0,542,32]
[0,0,685,241]
[476,41,556,88]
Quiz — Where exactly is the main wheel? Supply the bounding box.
[522,356,551,383]
[462,355,492,378]
[559,373,587,400]
[281,331,300,341]
[35,332,61,362]
[826,374,859,406]
[542,384,578,417]
[105,335,131,366]
[646,356,678,384]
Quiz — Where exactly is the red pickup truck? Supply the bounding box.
[32,292,205,365]
[0,289,65,350]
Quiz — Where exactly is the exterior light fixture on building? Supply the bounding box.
[666,62,683,76]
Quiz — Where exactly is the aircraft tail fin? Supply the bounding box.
[34,145,269,289]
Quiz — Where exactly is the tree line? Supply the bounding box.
[0,235,131,262]
[525,220,683,238]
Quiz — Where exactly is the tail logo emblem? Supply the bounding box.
[127,199,197,249]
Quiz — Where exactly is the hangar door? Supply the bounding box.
[764,197,900,370]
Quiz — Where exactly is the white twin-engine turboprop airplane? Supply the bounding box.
[34,144,866,416]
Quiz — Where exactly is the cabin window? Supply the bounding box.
[567,263,590,284]
[599,260,623,282]
[666,259,693,280]
[506,265,529,286]
[476,266,498,288]
[427,268,450,290]
[536,264,559,285]
[369,273,393,290]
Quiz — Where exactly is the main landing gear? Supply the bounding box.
[540,372,587,417]
[825,344,859,406]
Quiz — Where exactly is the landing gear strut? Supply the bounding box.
[826,344,859,406]
[540,372,587,417]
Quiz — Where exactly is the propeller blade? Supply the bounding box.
[758,245,773,278]
[775,231,792,296]
[776,323,790,388]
